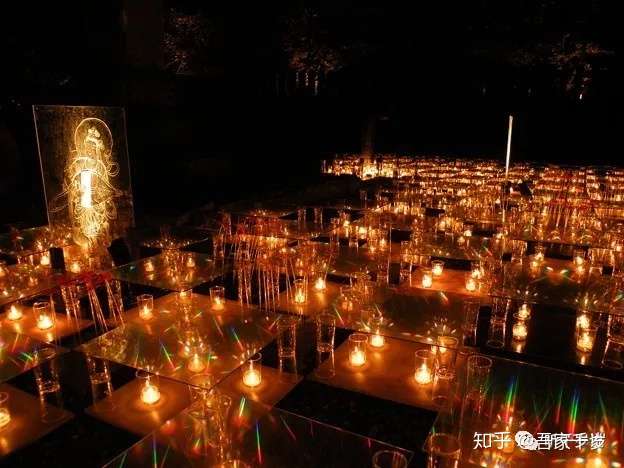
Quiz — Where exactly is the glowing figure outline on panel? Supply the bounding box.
[50,118,122,247]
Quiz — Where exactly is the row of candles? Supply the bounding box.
[4,300,56,330]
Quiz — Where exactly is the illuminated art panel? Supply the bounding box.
[33,105,134,248]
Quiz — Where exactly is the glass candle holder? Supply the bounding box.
[470,261,482,279]
[293,278,307,305]
[576,326,597,353]
[466,354,492,398]
[338,286,355,312]
[534,244,546,262]
[144,258,155,272]
[517,303,531,320]
[137,294,154,320]
[414,348,434,385]
[348,333,367,367]
[33,347,61,395]
[7,303,23,321]
[573,249,586,267]
[435,336,458,371]
[512,313,528,341]
[209,286,225,311]
[277,316,298,358]
[0,392,10,429]
[431,260,444,277]
[368,310,385,348]
[33,301,55,330]
[137,370,161,405]
[464,273,478,292]
[178,288,193,308]
[576,312,592,331]
[185,254,196,269]
[187,352,206,373]
[433,367,455,407]
[372,450,408,468]
[69,260,82,274]
[427,433,461,468]
[315,313,336,352]
[462,298,481,333]
[421,268,433,288]
[242,353,262,388]
[40,253,51,267]
[313,274,327,291]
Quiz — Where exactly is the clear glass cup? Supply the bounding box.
[33,347,61,395]
[490,297,510,323]
[486,320,506,348]
[576,325,598,353]
[277,316,298,358]
[372,450,408,468]
[314,207,323,225]
[432,368,455,407]
[431,260,444,277]
[420,267,433,288]
[137,294,154,320]
[136,370,161,405]
[435,336,458,372]
[462,298,481,333]
[86,356,113,404]
[376,259,390,285]
[187,391,232,454]
[348,333,367,367]
[292,278,307,305]
[242,353,262,388]
[0,392,10,429]
[414,348,435,385]
[209,286,226,311]
[466,355,492,398]
[33,300,55,330]
[602,339,624,369]
[315,313,336,352]
[427,433,461,468]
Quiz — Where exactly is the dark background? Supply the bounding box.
[1,1,622,229]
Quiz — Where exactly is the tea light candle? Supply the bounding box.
[431,260,444,277]
[209,286,225,311]
[370,334,385,348]
[314,277,327,291]
[414,364,433,385]
[137,294,154,320]
[350,349,366,366]
[187,353,205,373]
[7,304,23,321]
[457,235,466,246]
[37,314,54,330]
[517,303,531,320]
[293,279,307,304]
[576,313,591,331]
[463,229,472,237]
[576,330,595,353]
[243,368,261,387]
[421,269,433,288]
[141,380,161,405]
[465,276,477,292]
[573,252,585,267]
[512,321,528,341]
[186,256,196,268]
[144,260,155,272]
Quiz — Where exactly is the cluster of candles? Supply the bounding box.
[575,311,596,353]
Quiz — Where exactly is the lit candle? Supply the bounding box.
[139,305,153,320]
[432,261,444,277]
[457,235,466,246]
[463,229,472,237]
[517,303,531,320]
[187,354,205,373]
[512,321,528,341]
[465,277,477,292]
[37,314,54,330]
[212,296,224,311]
[69,261,81,274]
[293,279,307,304]
[144,260,155,272]
[576,313,590,331]
[314,277,327,291]
[186,256,196,268]
[141,380,161,405]
[40,254,50,267]
[576,330,595,353]
[349,349,366,367]
[243,369,261,387]
[370,334,385,348]
[421,270,433,288]
[573,253,585,267]
[414,364,433,385]
[7,304,23,321]
[137,294,154,320]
